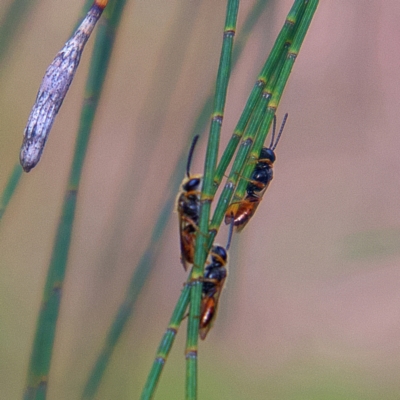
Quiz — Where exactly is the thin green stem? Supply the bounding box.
[140,285,190,400]
[186,1,239,399]
[208,0,304,241]
[233,0,318,204]
[230,43,291,203]
[82,193,174,399]
[186,0,271,160]
[23,1,125,398]
[0,165,22,221]
[213,0,305,192]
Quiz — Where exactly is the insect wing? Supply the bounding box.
[199,276,226,340]
[179,222,195,271]
[178,196,190,271]
[224,202,240,226]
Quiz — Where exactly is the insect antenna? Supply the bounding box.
[226,213,235,250]
[268,115,277,149]
[186,135,200,178]
[270,113,288,151]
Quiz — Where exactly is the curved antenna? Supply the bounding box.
[186,135,200,178]
[268,115,277,149]
[271,113,288,151]
[226,213,235,250]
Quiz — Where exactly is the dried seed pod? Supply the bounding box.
[20,1,107,172]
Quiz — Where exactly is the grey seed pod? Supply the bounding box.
[20,3,104,172]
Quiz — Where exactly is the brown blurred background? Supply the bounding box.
[1,1,400,399]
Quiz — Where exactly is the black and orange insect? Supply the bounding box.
[177,135,202,271]
[199,219,233,340]
[199,245,228,340]
[225,113,288,232]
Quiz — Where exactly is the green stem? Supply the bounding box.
[213,0,305,194]
[82,193,174,399]
[140,285,191,400]
[230,42,291,204]
[186,1,239,399]
[0,165,22,221]
[234,0,318,203]
[210,0,311,235]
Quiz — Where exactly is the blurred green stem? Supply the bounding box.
[0,165,22,221]
[23,1,127,398]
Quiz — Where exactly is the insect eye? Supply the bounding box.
[183,177,201,191]
[211,246,227,263]
[260,148,276,163]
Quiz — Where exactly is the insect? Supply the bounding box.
[225,113,288,232]
[199,245,228,340]
[19,0,108,172]
[177,135,202,271]
[199,218,233,340]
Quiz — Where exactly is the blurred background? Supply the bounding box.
[1,0,400,399]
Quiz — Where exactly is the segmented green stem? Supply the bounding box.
[232,0,317,205]
[186,1,239,399]
[184,0,272,167]
[208,0,304,238]
[137,4,270,399]
[230,43,291,204]
[23,1,126,398]
[213,0,304,190]
[82,192,174,399]
[140,285,190,400]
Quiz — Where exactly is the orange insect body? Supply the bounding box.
[225,196,261,232]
